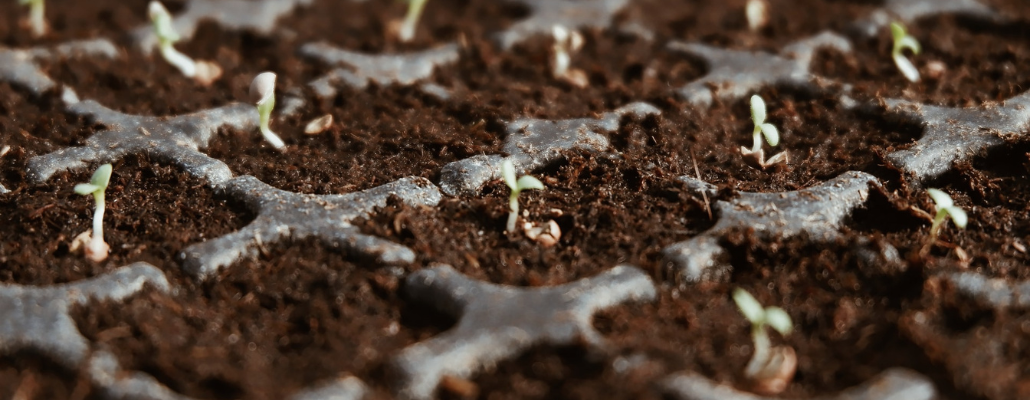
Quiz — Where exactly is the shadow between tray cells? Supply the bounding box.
[72,238,455,400]
[0,154,253,286]
[0,349,93,400]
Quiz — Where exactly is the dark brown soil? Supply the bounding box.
[813,14,1030,106]
[1,0,1029,399]
[0,0,151,48]
[73,238,452,400]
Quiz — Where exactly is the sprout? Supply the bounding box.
[740,94,787,169]
[397,0,428,43]
[249,72,286,150]
[927,188,967,240]
[733,288,796,394]
[890,21,921,82]
[73,164,113,263]
[745,0,768,31]
[148,1,222,85]
[18,0,46,37]
[551,25,588,88]
[502,159,545,233]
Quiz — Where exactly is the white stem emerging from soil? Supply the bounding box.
[257,96,285,149]
[158,43,197,77]
[25,0,46,37]
[90,190,106,256]
[398,0,428,42]
[745,325,771,378]
[507,195,520,234]
[751,126,763,153]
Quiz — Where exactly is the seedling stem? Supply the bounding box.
[502,159,545,233]
[928,188,967,240]
[19,0,46,37]
[250,72,286,150]
[890,22,921,82]
[733,288,792,378]
[73,164,113,262]
[398,0,428,42]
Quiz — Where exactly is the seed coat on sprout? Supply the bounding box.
[148,1,222,85]
[501,159,545,234]
[740,94,787,169]
[73,164,113,263]
[551,25,588,87]
[250,72,286,150]
[733,288,796,395]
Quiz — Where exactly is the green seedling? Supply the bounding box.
[890,21,921,82]
[733,288,793,379]
[740,94,787,169]
[73,164,113,262]
[927,188,967,240]
[397,0,428,42]
[148,1,221,85]
[18,0,46,37]
[502,159,545,233]
[249,72,286,150]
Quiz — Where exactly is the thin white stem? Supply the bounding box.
[257,97,285,149]
[507,194,520,233]
[745,326,770,378]
[399,0,428,42]
[929,212,945,240]
[159,43,197,78]
[752,126,763,153]
[91,191,106,254]
[28,0,46,37]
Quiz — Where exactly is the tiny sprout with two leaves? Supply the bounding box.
[733,288,797,395]
[551,25,588,88]
[73,164,113,263]
[890,21,921,82]
[502,159,545,234]
[250,72,286,150]
[927,188,967,240]
[741,94,787,169]
[396,0,428,43]
[148,1,222,85]
[18,0,46,37]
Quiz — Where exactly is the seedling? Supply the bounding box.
[502,159,545,233]
[890,21,921,82]
[733,288,796,394]
[19,0,46,37]
[745,0,768,31]
[73,164,113,262]
[927,188,967,240]
[551,25,588,88]
[396,0,428,43]
[249,72,286,150]
[148,1,222,85]
[740,94,787,169]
